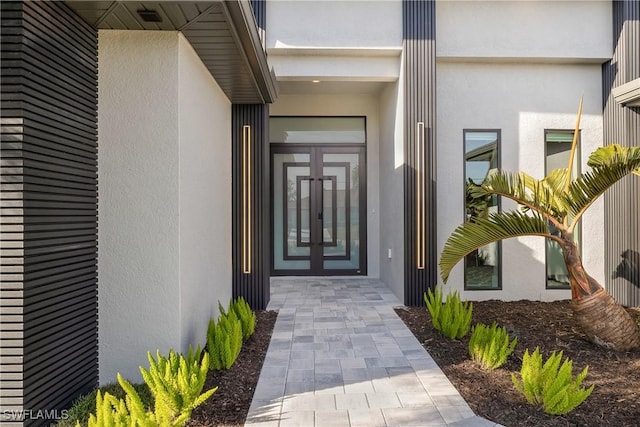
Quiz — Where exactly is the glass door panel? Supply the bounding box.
[322,153,360,270]
[271,147,365,275]
[273,152,311,271]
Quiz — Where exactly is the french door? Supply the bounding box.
[271,145,366,275]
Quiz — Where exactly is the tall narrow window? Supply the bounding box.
[545,130,580,289]
[464,130,501,290]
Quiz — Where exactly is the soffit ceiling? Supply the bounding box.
[65,1,278,104]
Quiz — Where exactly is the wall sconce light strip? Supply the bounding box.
[416,122,426,270]
[242,125,252,274]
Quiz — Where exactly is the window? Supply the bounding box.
[464,130,501,290]
[545,130,580,289]
[270,117,366,144]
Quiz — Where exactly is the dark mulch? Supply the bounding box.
[188,310,277,427]
[395,300,640,427]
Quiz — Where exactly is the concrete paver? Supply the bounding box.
[245,278,502,427]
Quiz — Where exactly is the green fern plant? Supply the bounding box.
[512,347,594,415]
[84,391,132,427]
[229,297,256,341]
[81,348,214,427]
[139,347,217,426]
[424,285,473,339]
[468,322,517,370]
[207,313,243,370]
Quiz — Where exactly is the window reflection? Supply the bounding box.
[545,130,579,289]
[464,131,501,290]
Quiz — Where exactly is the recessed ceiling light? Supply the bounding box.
[312,80,320,83]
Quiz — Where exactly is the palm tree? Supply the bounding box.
[439,100,640,351]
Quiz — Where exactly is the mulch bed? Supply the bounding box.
[187,302,640,427]
[188,310,277,427]
[395,300,640,427]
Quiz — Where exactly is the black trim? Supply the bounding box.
[1,0,98,419]
[602,0,640,306]
[403,0,437,306]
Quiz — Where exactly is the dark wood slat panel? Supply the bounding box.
[403,0,437,306]
[0,1,98,421]
[231,104,270,310]
[1,183,96,197]
[2,150,98,173]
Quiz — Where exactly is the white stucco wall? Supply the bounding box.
[270,94,381,278]
[437,0,612,61]
[177,34,232,353]
[266,0,402,84]
[437,62,604,301]
[98,31,231,383]
[267,0,402,50]
[379,80,405,300]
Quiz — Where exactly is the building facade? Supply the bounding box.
[1,1,639,425]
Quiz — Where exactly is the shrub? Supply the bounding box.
[228,297,256,341]
[207,312,243,370]
[468,322,517,371]
[511,347,594,415]
[140,347,216,425]
[85,390,132,427]
[58,382,152,427]
[423,285,473,339]
[81,347,216,427]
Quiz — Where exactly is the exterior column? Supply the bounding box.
[0,1,98,423]
[232,104,270,309]
[403,0,437,306]
[602,0,640,306]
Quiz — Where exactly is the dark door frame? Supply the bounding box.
[270,144,367,276]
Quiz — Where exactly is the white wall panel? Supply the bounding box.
[177,34,232,354]
[267,0,402,50]
[98,30,231,383]
[437,0,612,62]
[379,81,405,300]
[437,62,604,301]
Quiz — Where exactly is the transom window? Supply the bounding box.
[270,117,366,144]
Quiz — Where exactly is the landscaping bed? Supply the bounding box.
[186,301,640,426]
[188,310,277,427]
[396,300,640,427]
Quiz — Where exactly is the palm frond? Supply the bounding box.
[566,145,640,228]
[440,211,553,283]
[471,171,566,222]
[540,169,571,215]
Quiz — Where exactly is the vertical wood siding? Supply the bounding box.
[602,0,640,307]
[0,1,98,424]
[403,0,437,306]
[231,105,270,310]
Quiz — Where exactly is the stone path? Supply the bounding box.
[245,278,500,427]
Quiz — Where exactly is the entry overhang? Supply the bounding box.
[612,78,640,107]
[65,0,278,104]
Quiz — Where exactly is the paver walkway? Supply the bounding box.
[245,278,500,427]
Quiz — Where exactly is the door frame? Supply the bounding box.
[270,144,367,276]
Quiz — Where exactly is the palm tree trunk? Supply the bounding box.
[563,241,640,351]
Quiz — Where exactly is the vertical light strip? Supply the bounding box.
[416,122,426,269]
[242,125,252,274]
